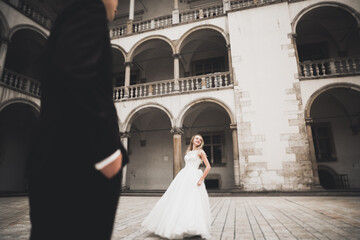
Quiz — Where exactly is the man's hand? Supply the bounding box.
[100,152,122,179]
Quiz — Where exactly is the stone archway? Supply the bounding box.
[0,102,39,192]
[124,106,173,190]
[305,84,360,189]
[179,100,236,190]
[127,36,175,85]
[293,2,360,63]
[112,46,126,87]
[177,27,229,78]
[5,27,47,80]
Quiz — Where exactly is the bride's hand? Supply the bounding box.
[197,179,202,186]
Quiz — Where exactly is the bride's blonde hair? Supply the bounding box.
[186,134,204,152]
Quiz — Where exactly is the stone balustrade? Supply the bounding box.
[299,56,360,79]
[231,0,279,9]
[230,0,255,9]
[0,68,41,97]
[133,15,173,33]
[110,25,127,38]
[179,72,231,91]
[113,71,232,101]
[5,0,54,29]
[180,3,224,23]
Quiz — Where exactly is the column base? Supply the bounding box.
[311,184,324,190]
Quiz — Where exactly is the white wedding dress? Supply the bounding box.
[142,150,211,239]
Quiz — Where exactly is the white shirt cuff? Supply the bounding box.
[95,149,120,170]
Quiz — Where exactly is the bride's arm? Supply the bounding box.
[197,150,211,186]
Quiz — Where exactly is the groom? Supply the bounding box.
[27,0,128,239]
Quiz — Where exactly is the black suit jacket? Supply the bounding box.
[29,0,128,183]
[28,2,129,239]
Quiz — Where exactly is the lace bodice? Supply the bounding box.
[184,150,202,169]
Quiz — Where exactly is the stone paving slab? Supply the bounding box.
[0,196,360,239]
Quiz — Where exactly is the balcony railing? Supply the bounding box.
[4,0,54,29]
[110,2,225,38]
[230,0,279,10]
[299,56,360,79]
[113,71,232,101]
[0,68,41,97]
[111,25,127,38]
[180,3,224,23]
[133,15,173,33]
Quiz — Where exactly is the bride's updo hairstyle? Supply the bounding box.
[187,134,204,153]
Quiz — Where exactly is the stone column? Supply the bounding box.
[124,61,132,97]
[0,38,9,80]
[173,53,180,91]
[120,132,131,190]
[127,0,135,34]
[171,127,183,177]
[227,44,235,86]
[230,123,242,188]
[172,0,180,24]
[305,118,321,187]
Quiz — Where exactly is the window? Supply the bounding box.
[202,133,225,166]
[312,122,337,162]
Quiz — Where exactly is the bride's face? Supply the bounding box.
[193,135,202,147]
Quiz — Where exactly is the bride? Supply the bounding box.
[142,134,212,239]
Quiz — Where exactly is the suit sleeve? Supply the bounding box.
[50,4,123,165]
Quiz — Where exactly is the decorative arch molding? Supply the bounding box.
[9,24,48,40]
[127,35,175,62]
[291,1,360,34]
[304,82,360,119]
[0,10,10,39]
[0,98,40,113]
[111,44,127,60]
[123,103,175,132]
[177,97,236,127]
[176,24,229,53]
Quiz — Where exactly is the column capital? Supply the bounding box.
[230,123,237,130]
[0,37,10,45]
[171,127,184,135]
[120,132,131,138]
[305,118,313,125]
[226,44,231,50]
[289,33,297,39]
[173,53,181,59]
[124,61,133,67]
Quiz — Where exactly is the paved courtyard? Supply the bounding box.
[0,196,359,239]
